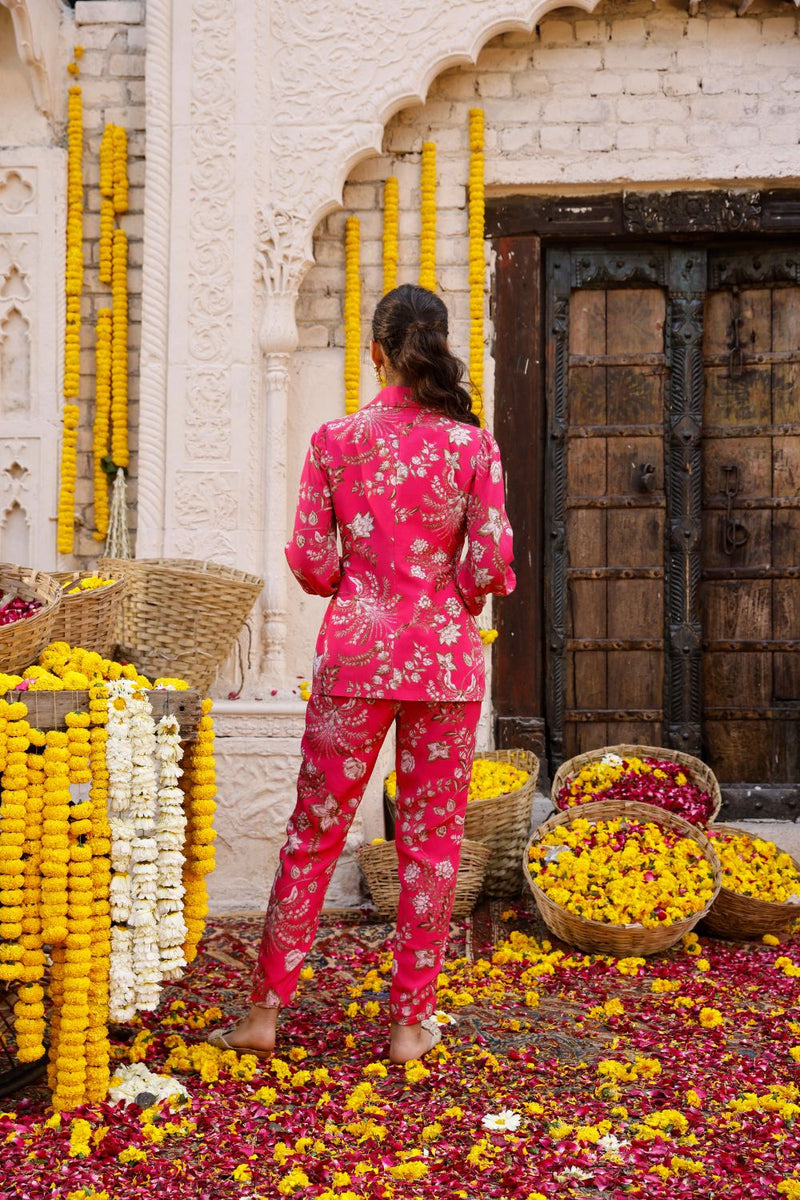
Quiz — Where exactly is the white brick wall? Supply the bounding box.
[297,0,800,396]
[72,3,146,562]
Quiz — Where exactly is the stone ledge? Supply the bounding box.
[75,1,143,25]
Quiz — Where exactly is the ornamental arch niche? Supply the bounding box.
[136,0,800,695]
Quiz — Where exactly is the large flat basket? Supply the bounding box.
[552,743,721,824]
[523,799,721,957]
[99,556,263,693]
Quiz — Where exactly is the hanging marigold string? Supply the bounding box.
[92,308,112,541]
[98,126,115,286]
[56,53,84,556]
[110,227,129,469]
[382,176,399,295]
[468,108,486,426]
[344,216,361,415]
[418,141,437,292]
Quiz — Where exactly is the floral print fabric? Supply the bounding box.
[251,692,481,1023]
[285,387,516,701]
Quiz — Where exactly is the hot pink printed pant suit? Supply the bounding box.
[252,386,516,1023]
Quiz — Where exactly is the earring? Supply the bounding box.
[373,364,384,386]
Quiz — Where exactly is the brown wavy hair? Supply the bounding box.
[371,284,479,427]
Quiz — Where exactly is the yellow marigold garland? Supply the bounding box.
[0,701,29,983]
[418,141,437,292]
[14,730,46,1061]
[382,177,399,295]
[51,714,93,1111]
[86,682,112,1099]
[113,125,129,214]
[344,216,361,415]
[92,308,112,539]
[56,61,84,556]
[468,109,486,425]
[110,227,129,468]
[98,125,115,285]
[181,699,217,964]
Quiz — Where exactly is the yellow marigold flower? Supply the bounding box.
[405,1060,430,1084]
[118,1146,147,1164]
[389,1162,428,1181]
[699,1007,723,1029]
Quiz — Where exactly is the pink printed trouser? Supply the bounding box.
[251,693,481,1024]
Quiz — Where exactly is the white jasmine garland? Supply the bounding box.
[155,714,188,980]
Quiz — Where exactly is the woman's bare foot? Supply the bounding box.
[389,1019,440,1065]
[214,1005,279,1053]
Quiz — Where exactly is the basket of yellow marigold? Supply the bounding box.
[49,571,128,659]
[384,749,539,898]
[699,824,800,940]
[523,799,722,956]
[0,565,62,676]
[356,837,492,921]
[552,744,721,826]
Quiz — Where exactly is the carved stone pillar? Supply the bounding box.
[256,208,313,684]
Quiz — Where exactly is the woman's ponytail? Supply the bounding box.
[372,285,479,427]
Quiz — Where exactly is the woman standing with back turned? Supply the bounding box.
[210,283,516,1064]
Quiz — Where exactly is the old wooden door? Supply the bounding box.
[545,244,800,809]
[701,250,800,805]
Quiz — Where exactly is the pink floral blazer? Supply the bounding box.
[286,386,516,702]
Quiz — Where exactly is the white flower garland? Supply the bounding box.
[107,680,136,1020]
[154,714,187,981]
[107,686,194,1019]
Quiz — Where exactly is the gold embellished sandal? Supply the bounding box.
[207,1026,274,1061]
[420,1016,443,1055]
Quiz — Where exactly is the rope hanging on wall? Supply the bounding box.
[104,468,130,560]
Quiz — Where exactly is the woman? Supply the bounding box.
[210,283,515,1064]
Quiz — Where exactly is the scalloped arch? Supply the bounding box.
[270,0,603,235]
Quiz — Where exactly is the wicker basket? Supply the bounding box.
[99,557,263,693]
[523,799,722,957]
[385,749,539,899]
[552,744,721,824]
[356,838,492,921]
[49,571,128,658]
[700,823,800,940]
[0,565,62,676]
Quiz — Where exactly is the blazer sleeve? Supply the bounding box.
[285,427,341,597]
[455,430,516,616]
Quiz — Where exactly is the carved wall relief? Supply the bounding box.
[0,170,34,215]
[0,150,64,567]
[0,306,30,414]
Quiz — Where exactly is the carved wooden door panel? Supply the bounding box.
[701,250,800,802]
[545,248,681,763]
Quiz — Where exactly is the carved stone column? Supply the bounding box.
[256,208,313,684]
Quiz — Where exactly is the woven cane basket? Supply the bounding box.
[700,823,800,940]
[49,571,128,658]
[356,838,492,921]
[0,565,62,675]
[384,749,539,898]
[552,744,721,824]
[99,557,263,693]
[523,799,722,957]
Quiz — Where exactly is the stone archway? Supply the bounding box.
[135,0,604,691]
